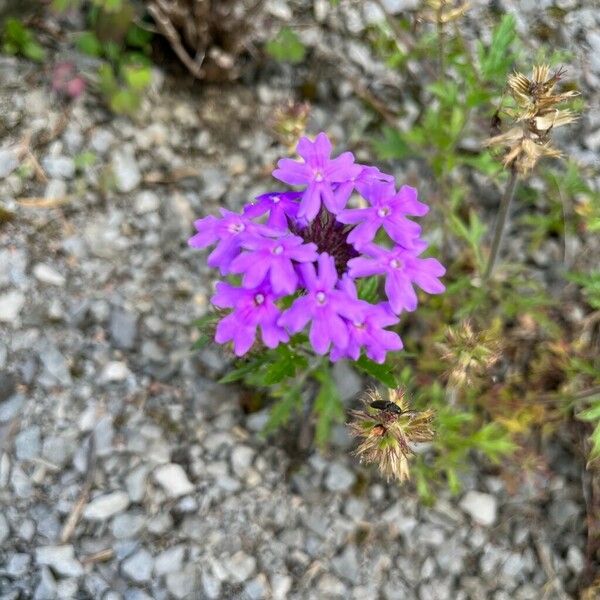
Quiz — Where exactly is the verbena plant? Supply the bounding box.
[191,133,445,471]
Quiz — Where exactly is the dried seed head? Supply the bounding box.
[423,0,471,24]
[348,388,435,482]
[438,319,502,387]
[270,100,311,151]
[487,65,580,174]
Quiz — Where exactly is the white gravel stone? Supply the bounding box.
[33,263,66,286]
[0,291,25,322]
[231,445,255,477]
[15,426,41,460]
[460,491,498,527]
[166,564,198,598]
[225,551,257,583]
[83,491,130,520]
[122,548,154,582]
[325,462,356,492]
[0,148,19,178]
[100,361,132,383]
[134,190,160,214]
[112,148,141,193]
[42,155,75,179]
[153,463,194,498]
[0,512,9,544]
[154,545,185,576]
[35,545,84,577]
[201,570,222,599]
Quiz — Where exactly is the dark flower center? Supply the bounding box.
[292,208,358,276]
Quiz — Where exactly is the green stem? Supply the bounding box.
[483,168,519,281]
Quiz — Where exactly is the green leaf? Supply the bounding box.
[126,24,153,50]
[266,27,306,64]
[122,64,152,91]
[356,276,380,304]
[109,89,140,114]
[74,151,97,171]
[355,356,397,388]
[219,359,263,384]
[478,14,517,82]
[77,31,102,56]
[264,386,303,433]
[2,19,45,62]
[373,127,411,160]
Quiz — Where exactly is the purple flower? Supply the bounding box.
[330,277,403,364]
[273,132,362,221]
[229,235,318,295]
[348,243,446,313]
[211,282,288,356]
[190,133,445,362]
[278,253,361,354]
[188,209,270,274]
[333,164,394,207]
[243,191,302,230]
[338,182,426,249]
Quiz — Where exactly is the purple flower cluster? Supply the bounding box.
[189,132,445,363]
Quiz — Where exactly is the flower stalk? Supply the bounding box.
[483,167,518,281]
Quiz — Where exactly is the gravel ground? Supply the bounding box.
[0,1,598,598]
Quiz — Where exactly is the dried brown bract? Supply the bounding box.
[486,65,579,174]
[438,319,502,388]
[270,101,311,151]
[348,388,435,482]
[422,0,471,24]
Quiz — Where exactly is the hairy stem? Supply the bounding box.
[483,168,519,281]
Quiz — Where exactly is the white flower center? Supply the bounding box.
[390,258,403,269]
[314,170,324,182]
[353,321,365,329]
[377,207,390,218]
[254,293,265,305]
[273,245,284,255]
[229,222,245,234]
[272,195,281,204]
[315,291,326,304]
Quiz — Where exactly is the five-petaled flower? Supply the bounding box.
[211,282,288,356]
[273,132,362,221]
[189,131,445,362]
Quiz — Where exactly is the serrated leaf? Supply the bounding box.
[355,356,397,388]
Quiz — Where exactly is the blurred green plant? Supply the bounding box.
[361,5,596,501]
[266,26,306,64]
[53,0,153,115]
[1,18,46,62]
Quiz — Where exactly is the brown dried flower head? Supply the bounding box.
[437,319,502,387]
[486,65,580,174]
[423,0,471,24]
[270,101,311,151]
[348,388,435,482]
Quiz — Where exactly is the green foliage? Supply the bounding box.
[579,400,600,461]
[313,366,345,447]
[477,14,517,83]
[355,356,397,389]
[568,272,600,311]
[2,19,46,62]
[266,27,306,64]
